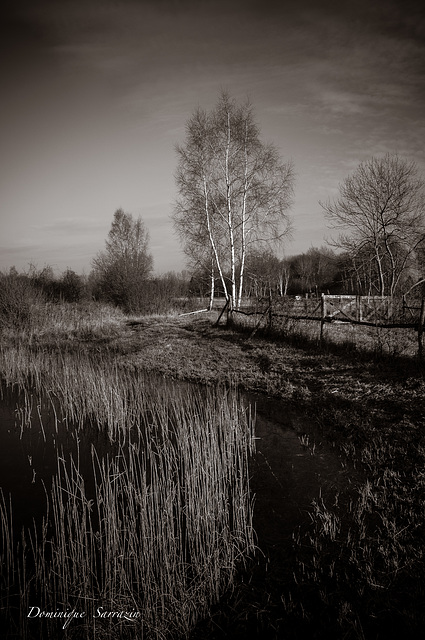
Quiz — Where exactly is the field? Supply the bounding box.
[1,302,425,638]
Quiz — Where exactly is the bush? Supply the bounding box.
[0,272,45,329]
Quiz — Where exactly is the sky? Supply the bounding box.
[1,0,424,275]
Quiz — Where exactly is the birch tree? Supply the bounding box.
[322,154,425,297]
[174,93,294,310]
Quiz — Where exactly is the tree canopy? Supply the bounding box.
[173,92,294,309]
[321,153,425,297]
[92,209,153,312]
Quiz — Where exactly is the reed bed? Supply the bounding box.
[0,301,125,346]
[0,345,154,439]
[0,342,256,639]
[291,471,425,638]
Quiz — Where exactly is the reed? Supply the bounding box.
[288,399,425,638]
[0,300,125,348]
[0,342,256,639]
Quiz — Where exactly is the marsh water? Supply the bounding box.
[0,378,348,638]
[0,383,111,535]
[0,382,346,537]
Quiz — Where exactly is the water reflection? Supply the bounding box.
[0,376,256,639]
[246,392,348,546]
[0,382,109,534]
[0,381,348,548]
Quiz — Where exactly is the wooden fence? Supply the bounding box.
[224,294,425,357]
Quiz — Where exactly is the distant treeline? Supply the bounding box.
[0,265,194,322]
[188,246,425,301]
[2,240,425,329]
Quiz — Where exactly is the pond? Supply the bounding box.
[250,393,348,544]
[0,376,348,639]
[0,371,257,640]
[0,383,110,535]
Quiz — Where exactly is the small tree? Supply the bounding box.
[28,264,57,300]
[174,92,294,310]
[59,269,83,302]
[322,154,425,297]
[92,209,153,313]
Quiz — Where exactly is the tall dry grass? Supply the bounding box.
[0,336,256,639]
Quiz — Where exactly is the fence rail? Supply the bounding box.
[226,294,425,356]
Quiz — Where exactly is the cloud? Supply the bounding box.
[317,89,367,116]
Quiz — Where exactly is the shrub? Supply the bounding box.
[0,272,44,330]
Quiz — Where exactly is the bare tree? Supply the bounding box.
[244,249,281,298]
[322,154,425,297]
[179,233,218,311]
[277,258,292,296]
[92,209,153,312]
[174,92,294,310]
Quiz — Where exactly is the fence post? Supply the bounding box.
[215,298,229,326]
[356,295,362,322]
[320,293,326,346]
[418,299,425,359]
[250,303,270,339]
[268,294,273,331]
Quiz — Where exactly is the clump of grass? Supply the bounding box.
[287,390,425,639]
[42,301,125,341]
